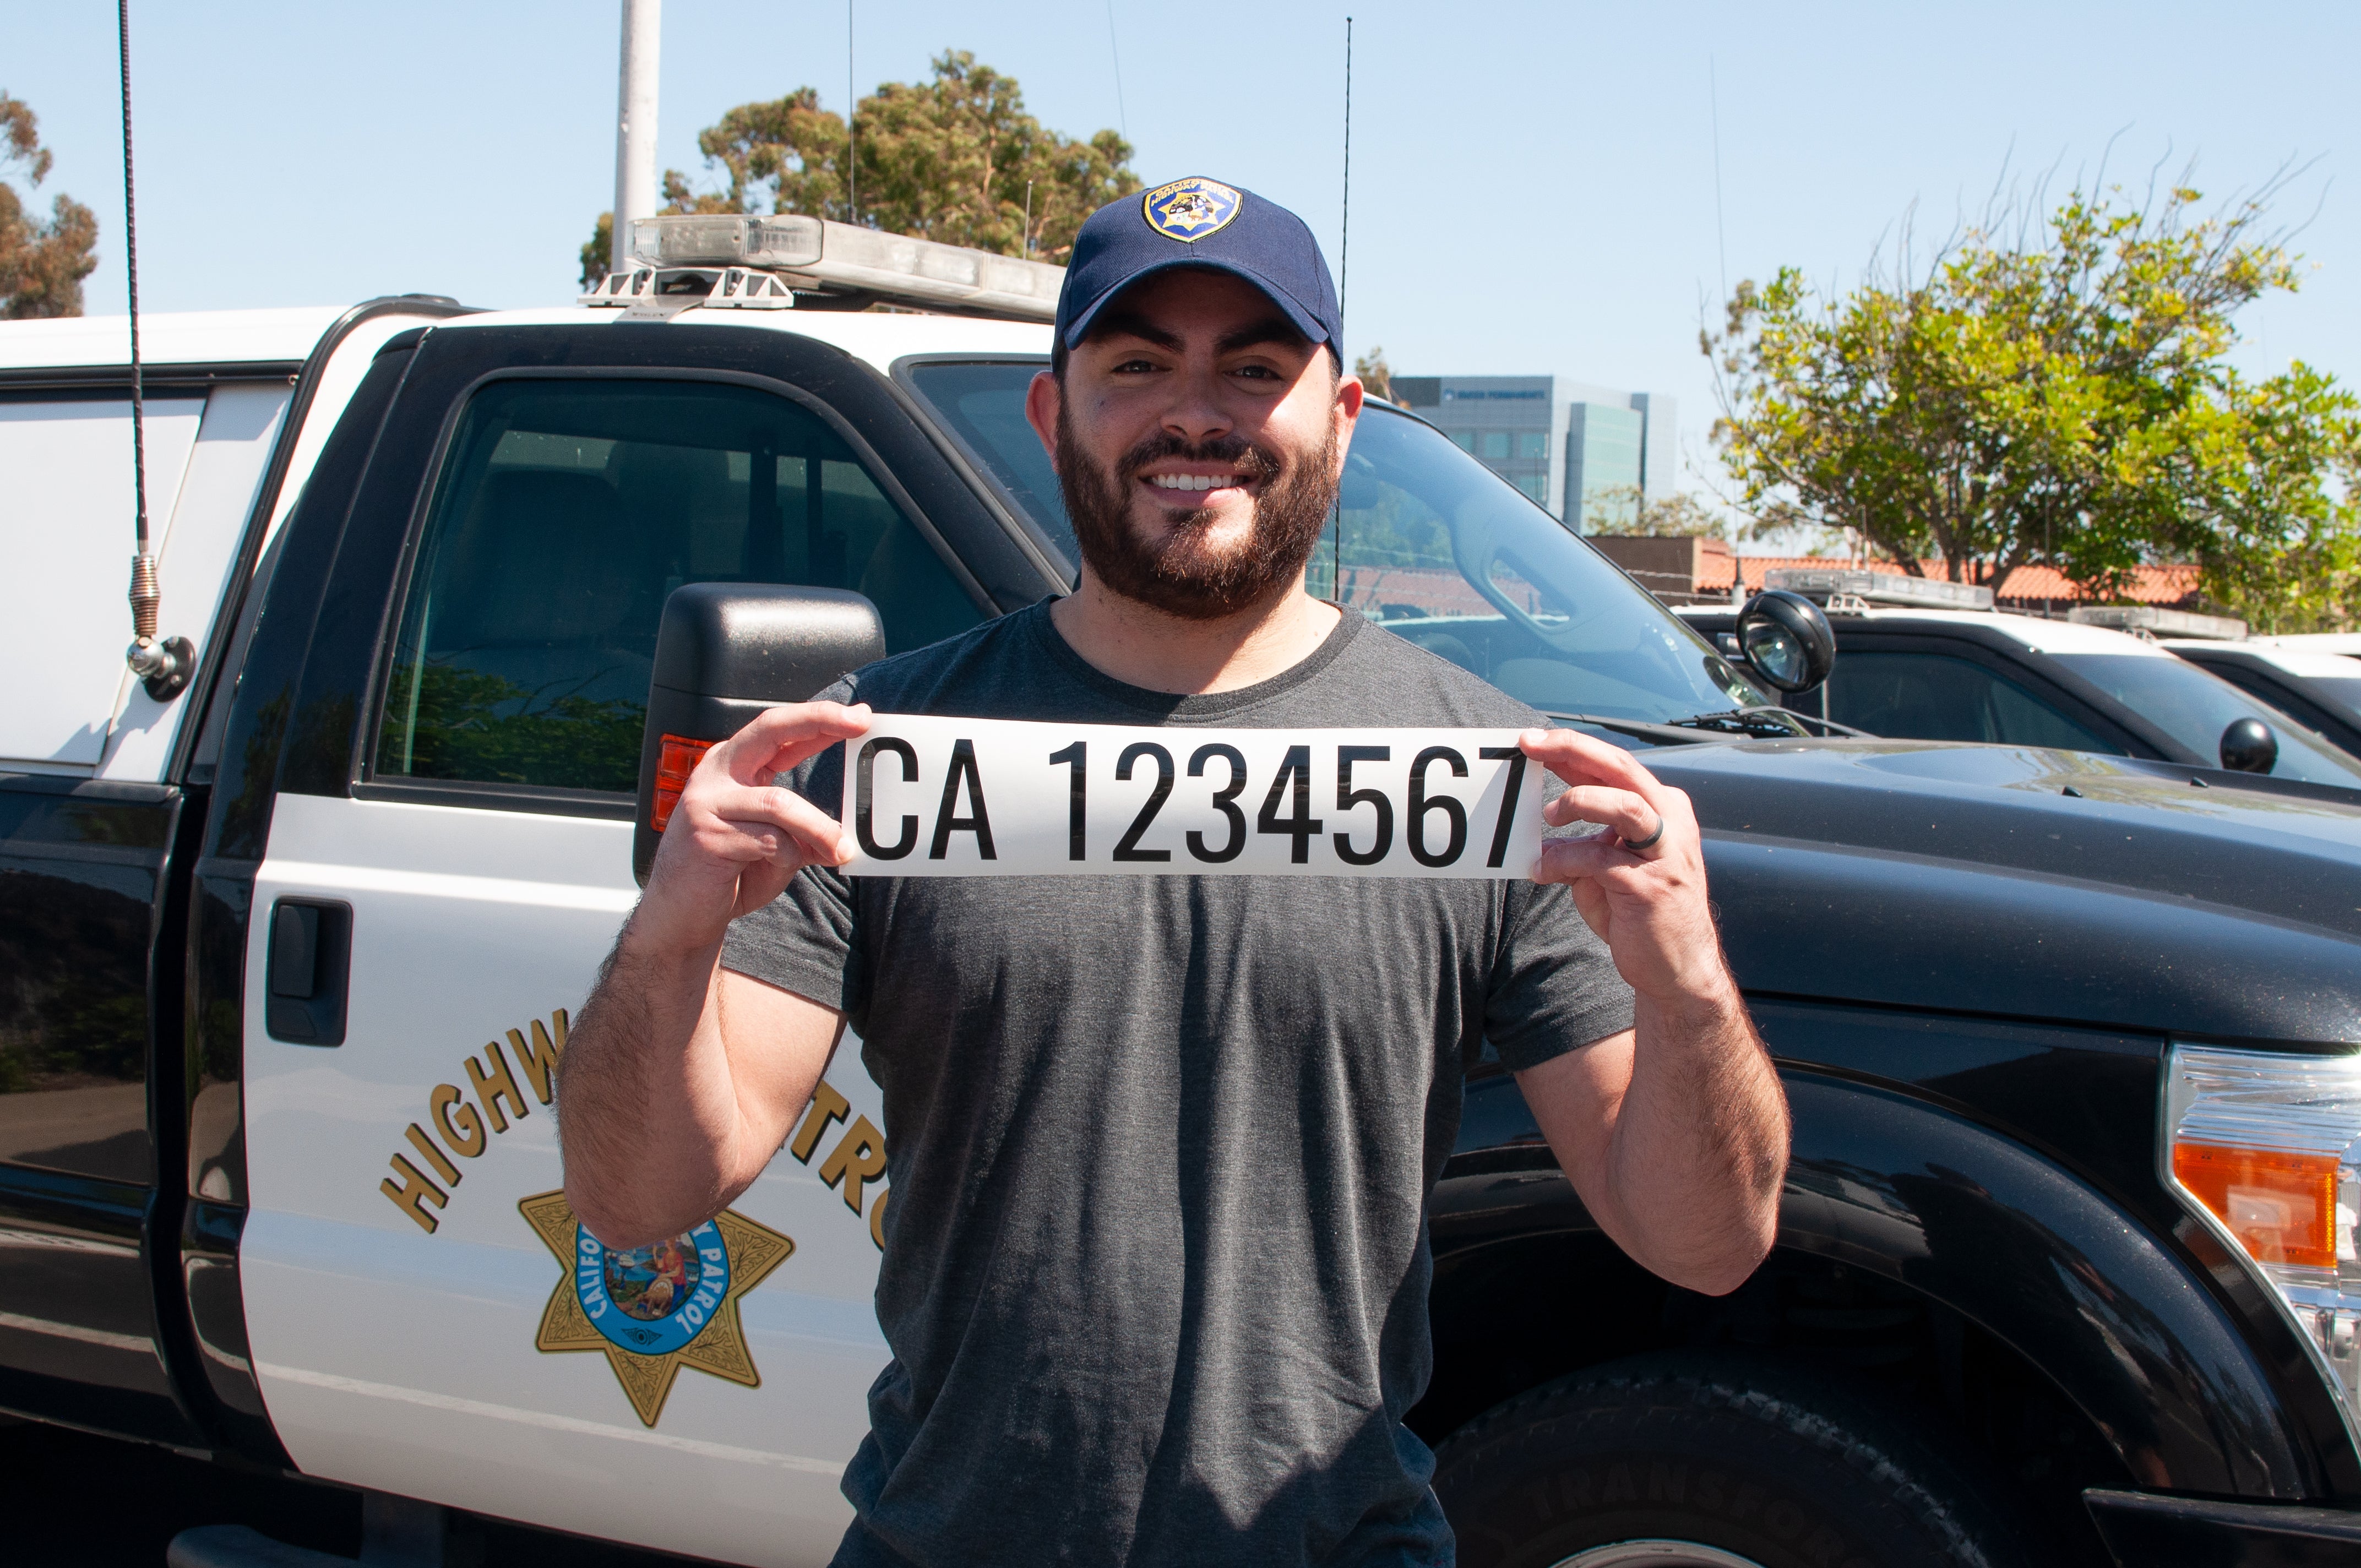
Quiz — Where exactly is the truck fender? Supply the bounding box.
[1773,1071,2315,1499]
[1434,1070,2326,1501]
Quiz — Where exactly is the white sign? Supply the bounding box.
[837,715,1544,879]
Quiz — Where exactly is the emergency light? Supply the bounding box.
[583,214,1064,323]
[1762,568,1996,613]
[2070,604,2249,642]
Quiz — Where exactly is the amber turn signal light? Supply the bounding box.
[2165,1044,2361,1434]
[2172,1142,2342,1271]
[651,734,716,834]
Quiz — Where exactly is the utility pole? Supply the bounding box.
[611,0,661,275]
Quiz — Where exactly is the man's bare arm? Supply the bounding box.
[563,956,842,1250]
[557,702,871,1251]
[1515,1004,1785,1295]
[1514,727,1789,1296]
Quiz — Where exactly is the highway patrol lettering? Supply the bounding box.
[788,1076,891,1250]
[379,1011,568,1232]
[378,1008,888,1251]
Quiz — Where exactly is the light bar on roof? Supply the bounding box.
[620,214,1063,322]
[630,214,823,269]
[2070,604,2247,641]
[1762,568,1995,612]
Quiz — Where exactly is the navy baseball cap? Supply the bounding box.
[1055,177,1342,364]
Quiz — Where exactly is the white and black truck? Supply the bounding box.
[9,215,2361,1568]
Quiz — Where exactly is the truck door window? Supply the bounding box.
[373,379,981,794]
[1827,650,2121,753]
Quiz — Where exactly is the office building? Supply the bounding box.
[1389,375,1677,530]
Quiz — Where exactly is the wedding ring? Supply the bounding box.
[1622,810,1665,852]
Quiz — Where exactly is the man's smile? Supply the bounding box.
[1140,465,1258,496]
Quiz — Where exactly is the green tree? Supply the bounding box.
[580,52,1135,289]
[1584,484,1729,539]
[693,84,851,220]
[1705,171,2361,631]
[0,93,97,318]
[1353,345,1396,402]
[2183,365,2361,631]
[578,213,611,292]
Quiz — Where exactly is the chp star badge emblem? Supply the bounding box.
[1142,177,1243,242]
[520,1190,793,1427]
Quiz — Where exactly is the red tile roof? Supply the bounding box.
[1989,562,2200,605]
[1690,553,2201,606]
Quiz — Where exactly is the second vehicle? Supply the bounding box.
[1680,571,2361,788]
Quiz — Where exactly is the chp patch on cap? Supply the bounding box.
[1056,176,1342,362]
[1142,177,1243,241]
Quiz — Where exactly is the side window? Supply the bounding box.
[1827,650,2121,753]
[373,379,982,794]
[0,393,205,768]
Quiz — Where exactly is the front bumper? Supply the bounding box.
[2086,1488,2361,1567]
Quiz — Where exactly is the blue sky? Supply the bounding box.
[10,2,2357,497]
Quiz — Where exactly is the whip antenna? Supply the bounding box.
[1106,0,1129,143]
[846,0,857,221]
[1709,54,1728,304]
[1329,16,1353,601]
[118,0,187,701]
[1339,16,1352,317]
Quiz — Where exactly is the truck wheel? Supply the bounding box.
[1433,1353,2036,1568]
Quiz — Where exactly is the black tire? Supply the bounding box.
[1433,1353,2037,1568]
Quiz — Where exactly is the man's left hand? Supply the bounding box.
[1519,726,1730,1006]
[1513,724,1786,1296]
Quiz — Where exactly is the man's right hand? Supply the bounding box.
[634,701,874,954]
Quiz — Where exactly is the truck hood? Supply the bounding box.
[1646,740,2361,1047]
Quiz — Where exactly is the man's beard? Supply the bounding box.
[1055,404,1340,622]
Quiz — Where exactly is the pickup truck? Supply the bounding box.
[1677,591,2361,790]
[6,222,2361,1568]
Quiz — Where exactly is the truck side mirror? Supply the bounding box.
[1736,589,1837,694]
[633,584,888,886]
[2219,717,2278,774]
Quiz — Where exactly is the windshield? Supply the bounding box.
[2053,653,2361,787]
[2293,669,2361,714]
[905,361,1772,726]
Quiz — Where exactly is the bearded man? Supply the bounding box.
[558,179,1788,1567]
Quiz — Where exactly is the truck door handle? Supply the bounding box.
[266,898,352,1046]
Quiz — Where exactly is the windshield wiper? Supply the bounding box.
[1666,708,1814,739]
[1674,707,1880,739]
[1546,708,1872,745]
[1758,711,1875,738]
[1544,712,1742,746]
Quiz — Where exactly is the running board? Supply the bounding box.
[168,1494,459,1568]
[168,1527,352,1568]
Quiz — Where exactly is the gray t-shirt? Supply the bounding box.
[721,602,1634,1568]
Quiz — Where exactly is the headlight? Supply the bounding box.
[2164,1043,2361,1440]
